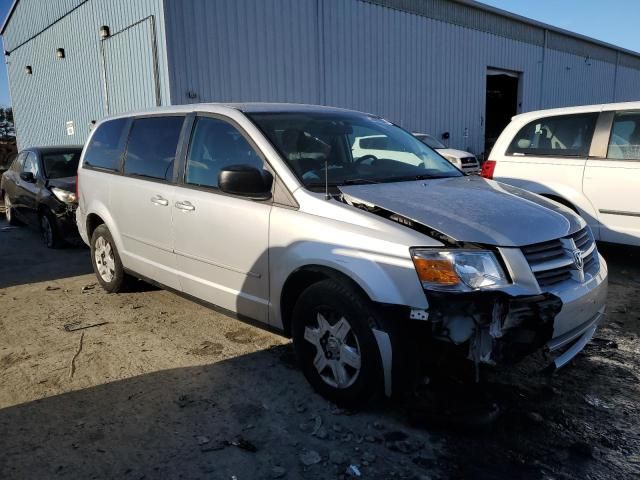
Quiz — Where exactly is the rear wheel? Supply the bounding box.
[40,211,62,248]
[4,193,20,226]
[292,279,383,407]
[90,224,130,293]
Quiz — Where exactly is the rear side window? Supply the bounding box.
[84,118,129,171]
[607,111,640,160]
[507,113,597,157]
[124,116,185,181]
[185,117,264,189]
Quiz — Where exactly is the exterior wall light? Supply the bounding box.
[56,48,65,59]
[99,25,110,39]
[25,65,32,75]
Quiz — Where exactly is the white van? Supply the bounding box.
[484,102,640,246]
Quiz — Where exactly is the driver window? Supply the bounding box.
[607,111,640,160]
[507,113,597,157]
[23,153,39,177]
[186,117,264,189]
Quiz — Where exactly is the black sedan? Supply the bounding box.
[1,146,83,248]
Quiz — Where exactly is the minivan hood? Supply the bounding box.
[47,176,76,191]
[339,176,584,247]
[436,148,474,159]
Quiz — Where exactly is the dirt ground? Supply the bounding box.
[1,214,639,480]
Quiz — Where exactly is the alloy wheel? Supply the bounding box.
[94,236,116,283]
[4,194,11,223]
[304,311,362,389]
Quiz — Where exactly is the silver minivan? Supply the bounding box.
[76,104,607,405]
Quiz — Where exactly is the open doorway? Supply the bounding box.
[485,68,521,156]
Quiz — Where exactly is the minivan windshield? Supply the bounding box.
[42,150,82,179]
[248,112,461,190]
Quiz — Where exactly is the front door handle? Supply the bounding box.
[150,195,169,206]
[175,200,195,212]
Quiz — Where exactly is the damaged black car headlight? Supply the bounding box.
[411,249,509,292]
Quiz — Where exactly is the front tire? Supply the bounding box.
[4,193,20,226]
[292,279,383,407]
[40,211,62,249]
[90,224,130,293]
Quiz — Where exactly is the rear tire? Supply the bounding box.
[90,224,130,293]
[40,210,62,249]
[292,279,383,407]
[4,193,20,226]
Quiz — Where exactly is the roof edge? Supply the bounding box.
[0,0,19,36]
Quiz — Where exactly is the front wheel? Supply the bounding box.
[40,211,62,248]
[292,279,383,407]
[90,224,130,293]
[4,193,20,226]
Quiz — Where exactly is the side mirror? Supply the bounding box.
[20,171,35,183]
[218,165,273,200]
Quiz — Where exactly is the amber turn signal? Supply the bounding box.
[412,257,460,286]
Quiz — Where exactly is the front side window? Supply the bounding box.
[248,112,460,190]
[607,111,640,160]
[507,113,597,157]
[124,116,185,181]
[23,152,39,177]
[42,151,82,179]
[185,117,265,189]
[84,118,129,171]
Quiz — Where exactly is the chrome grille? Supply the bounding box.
[460,157,479,173]
[521,227,599,288]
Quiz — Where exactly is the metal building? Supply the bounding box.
[2,0,640,154]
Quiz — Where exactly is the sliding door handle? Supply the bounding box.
[175,200,195,212]
[150,195,169,206]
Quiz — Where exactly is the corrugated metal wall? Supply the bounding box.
[4,0,170,149]
[164,0,640,154]
[5,0,640,152]
[164,0,322,105]
[2,0,87,51]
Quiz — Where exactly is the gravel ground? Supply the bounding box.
[0,214,638,480]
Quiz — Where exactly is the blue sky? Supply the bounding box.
[477,0,640,53]
[0,0,638,107]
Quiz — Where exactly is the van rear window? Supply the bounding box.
[83,118,130,171]
[507,113,597,157]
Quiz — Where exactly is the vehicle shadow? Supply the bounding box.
[0,344,436,480]
[0,217,92,289]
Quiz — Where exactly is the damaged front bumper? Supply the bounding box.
[423,254,608,372]
[426,291,562,368]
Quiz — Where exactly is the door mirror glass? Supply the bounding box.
[20,171,35,183]
[218,165,273,199]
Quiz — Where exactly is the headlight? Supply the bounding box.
[411,249,509,292]
[51,187,77,204]
[444,155,462,168]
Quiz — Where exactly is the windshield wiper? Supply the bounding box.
[413,173,454,180]
[306,178,380,188]
[342,178,381,185]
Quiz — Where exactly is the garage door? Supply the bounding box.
[102,17,160,115]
